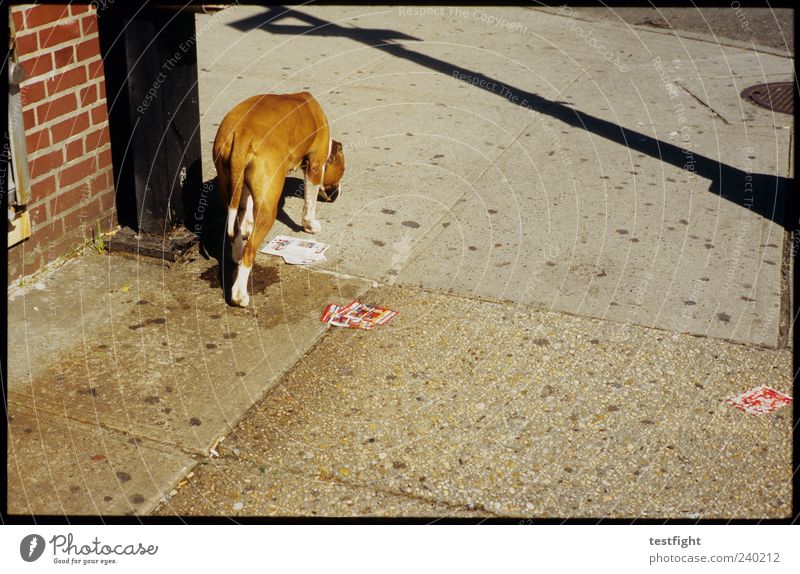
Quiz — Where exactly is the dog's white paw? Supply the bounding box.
[231,288,250,308]
[303,218,321,234]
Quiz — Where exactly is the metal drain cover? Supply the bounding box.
[741,81,794,114]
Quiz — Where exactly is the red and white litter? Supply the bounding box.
[320,301,398,330]
[725,385,793,415]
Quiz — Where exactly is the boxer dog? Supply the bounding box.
[213,92,345,307]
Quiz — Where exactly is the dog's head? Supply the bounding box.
[319,140,345,202]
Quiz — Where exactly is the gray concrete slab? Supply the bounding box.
[7,404,195,516]
[9,252,369,454]
[7,249,370,514]
[158,286,792,518]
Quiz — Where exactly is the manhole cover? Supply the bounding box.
[741,81,795,114]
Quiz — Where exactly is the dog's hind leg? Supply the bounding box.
[231,186,253,264]
[230,168,284,308]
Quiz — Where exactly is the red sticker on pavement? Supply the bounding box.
[725,385,793,415]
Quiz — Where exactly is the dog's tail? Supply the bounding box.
[226,132,251,239]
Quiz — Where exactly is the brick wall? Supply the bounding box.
[9,3,115,281]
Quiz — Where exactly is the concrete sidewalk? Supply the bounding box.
[7,5,793,518]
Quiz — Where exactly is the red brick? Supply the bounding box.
[19,54,53,80]
[87,59,104,80]
[84,126,109,151]
[66,139,84,162]
[88,171,108,195]
[98,79,106,100]
[70,4,91,16]
[59,156,98,189]
[97,148,112,170]
[81,15,98,35]
[53,45,75,68]
[39,21,81,50]
[51,111,90,144]
[20,80,46,106]
[46,66,87,96]
[90,104,107,125]
[36,92,77,123]
[79,84,98,107]
[52,183,90,217]
[28,202,49,225]
[11,9,25,31]
[61,197,103,231]
[29,149,63,180]
[75,38,100,62]
[32,217,63,248]
[24,4,69,29]
[14,32,38,55]
[26,129,51,153]
[100,187,116,211]
[29,175,57,202]
[105,170,115,190]
[23,108,36,130]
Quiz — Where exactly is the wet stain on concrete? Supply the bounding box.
[372,240,386,247]
[236,371,247,377]
[615,229,629,235]
[717,312,731,323]
[741,296,756,302]
[678,219,689,225]
[402,220,420,229]
[129,317,167,330]
[684,300,696,306]
[249,267,279,293]
[189,417,202,426]
[206,343,217,349]
[209,314,221,319]
[144,396,160,405]
[468,246,477,251]
[381,208,396,215]
[130,494,145,504]
[116,471,131,483]
[222,332,238,340]
[533,338,550,346]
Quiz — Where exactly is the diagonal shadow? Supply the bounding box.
[229,6,793,229]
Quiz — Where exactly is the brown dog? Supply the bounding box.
[213,92,345,307]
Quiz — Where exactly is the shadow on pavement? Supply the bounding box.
[228,6,793,230]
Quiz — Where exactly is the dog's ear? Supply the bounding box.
[327,140,343,163]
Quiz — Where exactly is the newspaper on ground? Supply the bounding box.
[725,385,793,415]
[260,235,328,264]
[320,301,398,330]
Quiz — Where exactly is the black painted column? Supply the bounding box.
[98,6,202,235]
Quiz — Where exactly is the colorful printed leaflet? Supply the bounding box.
[725,385,793,415]
[260,235,328,264]
[320,301,398,330]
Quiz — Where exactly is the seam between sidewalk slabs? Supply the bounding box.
[529,7,793,59]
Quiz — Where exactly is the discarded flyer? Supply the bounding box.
[260,235,328,264]
[320,300,398,330]
[725,385,793,415]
